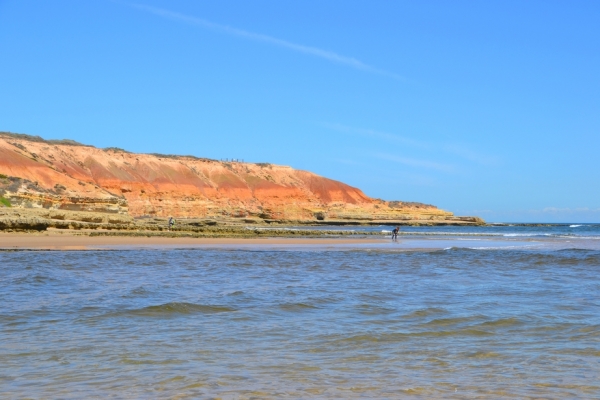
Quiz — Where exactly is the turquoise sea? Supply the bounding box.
[1,224,599,398]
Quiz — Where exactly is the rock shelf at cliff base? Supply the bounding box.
[0,131,484,231]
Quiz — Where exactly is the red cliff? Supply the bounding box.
[0,132,470,223]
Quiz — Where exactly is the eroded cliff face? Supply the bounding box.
[0,132,471,223]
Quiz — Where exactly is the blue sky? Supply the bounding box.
[1,0,598,222]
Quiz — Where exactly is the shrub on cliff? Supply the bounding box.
[0,196,11,207]
[314,211,327,221]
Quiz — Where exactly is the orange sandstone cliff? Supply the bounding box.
[0,132,481,224]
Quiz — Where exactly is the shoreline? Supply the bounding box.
[2,225,597,252]
[0,230,568,252]
[0,231,386,250]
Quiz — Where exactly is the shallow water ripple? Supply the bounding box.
[1,248,599,398]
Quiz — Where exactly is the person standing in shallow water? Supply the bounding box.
[392,226,399,240]
[168,217,175,231]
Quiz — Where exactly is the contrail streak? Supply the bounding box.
[130,3,404,81]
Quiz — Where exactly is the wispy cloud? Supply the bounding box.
[323,122,498,166]
[451,208,600,223]
[489,207,600,217]
[375,153,457,173]
[129,3,404,81]
[442,144,499,166]
[540,207,600,214]
[323,123,428,149]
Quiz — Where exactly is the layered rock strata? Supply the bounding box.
[0,132,483,225]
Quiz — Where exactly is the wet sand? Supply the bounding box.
[0,231,384,250]
[0,231,554,252]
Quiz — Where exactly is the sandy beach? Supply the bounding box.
[0,231,384,250]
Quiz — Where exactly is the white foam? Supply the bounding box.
[503,233,552,237]
[467,244,537,250]
[570,224,582,228]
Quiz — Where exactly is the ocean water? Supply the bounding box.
[1,225,600,398]
[290,222,600,240]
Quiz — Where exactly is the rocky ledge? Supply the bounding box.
[0,208,484,239]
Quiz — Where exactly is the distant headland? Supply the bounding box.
[0,131,483,234]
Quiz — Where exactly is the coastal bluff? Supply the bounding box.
[0,132,483,225]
